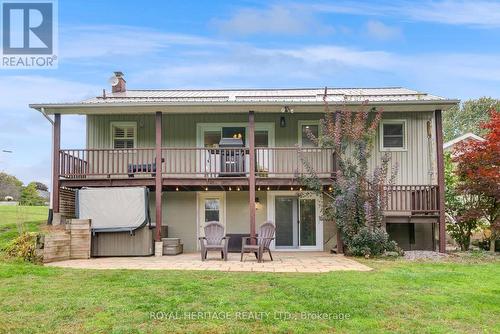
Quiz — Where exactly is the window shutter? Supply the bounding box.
[112,124,136,149]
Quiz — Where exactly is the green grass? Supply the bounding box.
[0,205,47,249]
[0,260,498,333]
[0,205,499,333]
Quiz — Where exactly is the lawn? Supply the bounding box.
[0,206,499,333]
[0,205,47,249]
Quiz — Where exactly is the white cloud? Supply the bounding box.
[404,0,500,27]
[365,20,402,40]
[314,0,500,28]
[212,5,334,35]
[255,45,398,70]
[60,25,221,59]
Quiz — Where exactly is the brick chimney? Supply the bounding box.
[112,71,126,93]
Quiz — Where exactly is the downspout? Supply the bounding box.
[37,107,54,224]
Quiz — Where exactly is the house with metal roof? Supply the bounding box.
[30,72,458,255]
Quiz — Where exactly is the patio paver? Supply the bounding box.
[45,252,372,273]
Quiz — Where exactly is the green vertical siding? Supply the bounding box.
[87,113,320,148]
[87,114,155,148]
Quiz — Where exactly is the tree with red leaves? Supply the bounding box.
[453,110,500,251]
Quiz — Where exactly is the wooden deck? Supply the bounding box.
[59,147,335,179]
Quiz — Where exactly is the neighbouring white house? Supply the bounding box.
[444,133,485,155]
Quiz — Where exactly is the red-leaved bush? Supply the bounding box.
[454,110,500,247]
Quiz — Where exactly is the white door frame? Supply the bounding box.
[196,122,275,177]
[266,191,323,251]
[196,191,226,249]
[196,122,275,147]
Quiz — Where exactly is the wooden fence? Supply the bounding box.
[42,219,91,263]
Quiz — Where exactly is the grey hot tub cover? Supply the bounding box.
[77,187,150,233]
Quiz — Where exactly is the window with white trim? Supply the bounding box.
[111,122,137,149]
[380,120,406,151]
[298,120,320,147]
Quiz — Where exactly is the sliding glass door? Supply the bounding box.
[274,197,316,249]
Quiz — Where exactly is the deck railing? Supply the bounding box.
[59,148,439,214]
[60,148,157,177]
[255,147,334,177]
[60,151,89,178]
[383,185,439,214]
[162,147,249,177]
[60,147,335,178]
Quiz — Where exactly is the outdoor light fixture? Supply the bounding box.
[279,106,293,128]
[237,187,240,191]
[205,187,208,191]
[175,187,179,191]
[280,116,286,128]
[229,187,232,191]
[255,197,261,210]
[267,186,270,191]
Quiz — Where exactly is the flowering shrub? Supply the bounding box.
[301,88,399,256]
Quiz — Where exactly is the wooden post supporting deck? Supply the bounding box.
[248,111,256,239]
[52,114,61,214]
[333,110,343,253]
[155,112,163,242]
[435,109,446,253]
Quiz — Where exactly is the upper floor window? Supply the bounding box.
[111,122,136,149]
[298,121,319,147]
[380,120,407,151]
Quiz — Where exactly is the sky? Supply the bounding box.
[0,0,499,186]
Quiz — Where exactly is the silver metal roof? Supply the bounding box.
[79,87,448,104]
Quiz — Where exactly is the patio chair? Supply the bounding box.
[198,221,230,261]
[240,221,275,263]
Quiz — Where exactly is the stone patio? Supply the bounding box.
[46,252,372,273]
